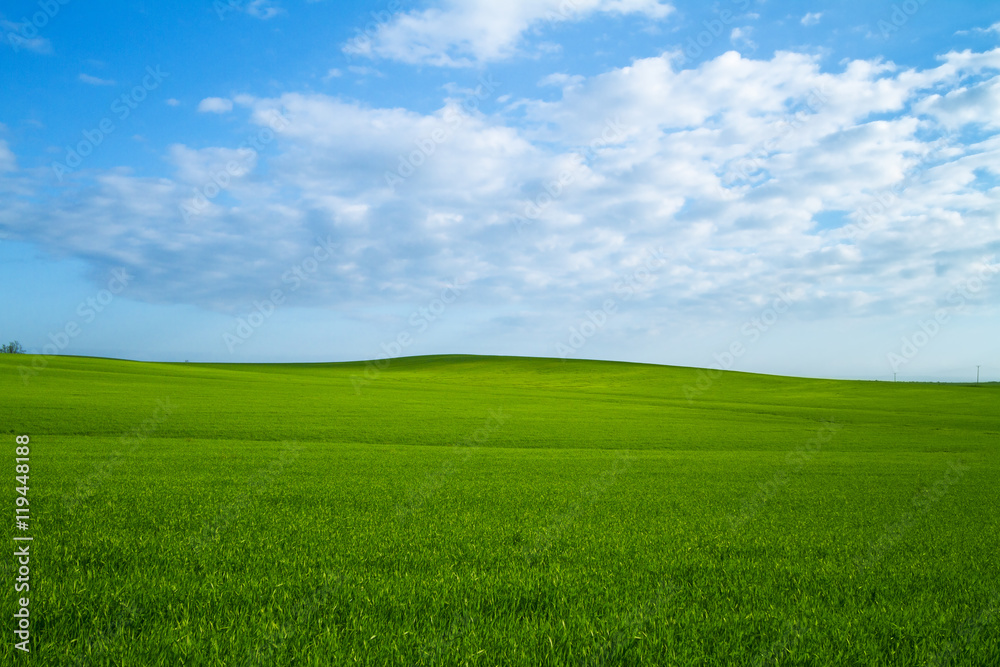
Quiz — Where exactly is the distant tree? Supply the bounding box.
[1,341,25,354]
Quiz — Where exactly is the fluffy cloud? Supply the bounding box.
[198,97,234,113]
[78,73,116,86]
[914,77,1000,129]
[2,48,1000,326]
[730,27,756,52]
[0,140,17,172]
[0,20,52,54]
[343,0,674,66]
[245,0,283,20]
[801,12,823,27]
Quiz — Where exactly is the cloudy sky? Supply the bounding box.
[1,0,999,381]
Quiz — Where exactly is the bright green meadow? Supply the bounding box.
[1,353,998,665]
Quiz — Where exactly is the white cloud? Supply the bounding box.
[343,0,674,66]
[1,21,52,54]
[168,144,258,186]
[246,0,283,20]
[914,78,1000,129]
[78,73,116,86]
[166,98,181,107]
[0,140,17,172]
[801,12,823,27]
[347,65,383,77]
[198,97,234,113]
[4,48,1000,333]
[730,27,756,52]
[539,73,585,88]
[955,22,1000,36]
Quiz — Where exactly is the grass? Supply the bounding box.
[1,353,998,665]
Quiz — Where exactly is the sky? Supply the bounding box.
[1,0,999,382]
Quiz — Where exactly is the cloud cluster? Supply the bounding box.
[0,19,52,54]
[801,12,822,27]
[78,73,117,86]
[343,0,674,66]
[198,97,234,113]
[245,0,283,20]
[2,47,999,330]
[0,139,17,173]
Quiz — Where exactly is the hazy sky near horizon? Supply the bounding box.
[1,0,999,381]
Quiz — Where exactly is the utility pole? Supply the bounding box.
[977,365,980,385]
[893,372,897,382]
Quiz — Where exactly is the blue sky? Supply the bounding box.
[1,0,999,381]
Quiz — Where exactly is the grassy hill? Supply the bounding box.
[1,354,998,665]
[3,353,997,450]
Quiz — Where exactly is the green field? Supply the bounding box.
[2,353,998,665]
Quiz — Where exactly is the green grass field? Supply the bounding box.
[2,353,998,665]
